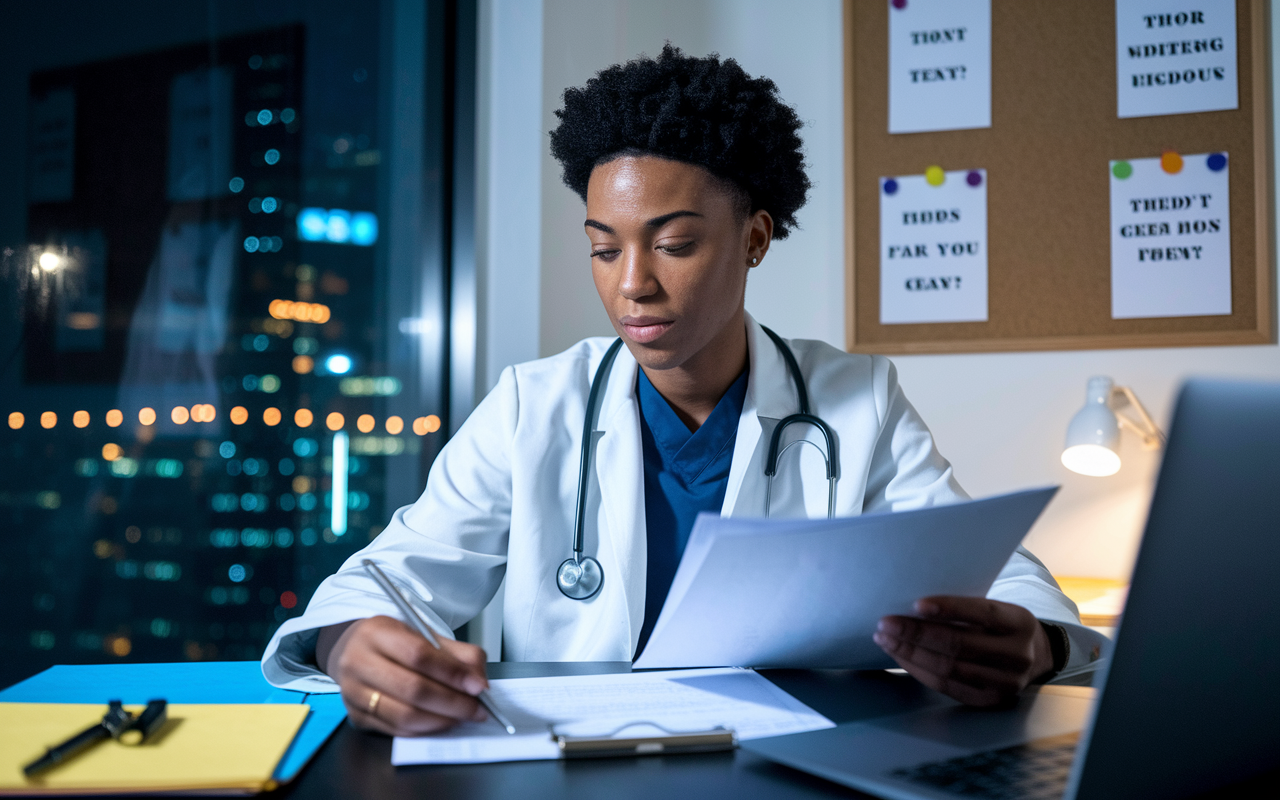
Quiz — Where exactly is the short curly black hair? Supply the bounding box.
[549,44,810,239]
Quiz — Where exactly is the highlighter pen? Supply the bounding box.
[361,559,516,735]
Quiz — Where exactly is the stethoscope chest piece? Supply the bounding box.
[557,555,603,600]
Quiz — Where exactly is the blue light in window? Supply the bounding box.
[228,564,247,583]
[229,176,245,193]
[261,197,278,213]
[219,441,236,458]
[350,212,378,245]
[298,208,328,241]
[264,148,281,165]
[295,208,378,246]
[257,109,273,125]
[324,353,353,374]
[326,209,351,243]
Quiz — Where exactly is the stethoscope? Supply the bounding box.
[556,326,838,600]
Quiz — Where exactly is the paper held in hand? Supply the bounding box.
[632,487,1058,670]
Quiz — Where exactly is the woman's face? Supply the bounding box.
[585,154,772,374]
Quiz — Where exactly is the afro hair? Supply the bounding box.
[549,44,811,239]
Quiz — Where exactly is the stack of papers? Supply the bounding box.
[391,668,833,765]
[1,702,310,796]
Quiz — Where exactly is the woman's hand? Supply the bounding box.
[317,616,491,736]
[873,596,1056,707]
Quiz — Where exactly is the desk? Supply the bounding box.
[275,662,956,800]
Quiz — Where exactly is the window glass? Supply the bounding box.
[0,1,441,686]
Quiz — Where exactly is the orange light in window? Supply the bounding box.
[263,407,282,426]
[108,636,131,657]
[425,414,441,433]
[294,408,313,427]
[171,406,189,425]
[8,412,23,430]
[105,409,123,427]
[385,415,404,435]
[292,355,314,374]
[190,404,212,423]
[356,414,375,433]
[73,410,90,428]
[292,476,312,493]
[412,416,441,435]
[40,411,57,429]
[102,443,123,461]
[138,407,156,426]
[230,406,248,425]
[326,412,345,431]
[268,299,331,323]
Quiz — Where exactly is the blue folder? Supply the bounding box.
[0,661,346,783]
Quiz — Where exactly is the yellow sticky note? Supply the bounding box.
[1,703,309,796]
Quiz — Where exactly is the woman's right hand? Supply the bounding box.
[317,616,491,736]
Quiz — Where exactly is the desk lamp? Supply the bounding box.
[1061,376,1165,476]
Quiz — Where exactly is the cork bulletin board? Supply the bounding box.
[843,0,1274,354]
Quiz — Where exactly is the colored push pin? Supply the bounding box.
[924,165,945,186]
[1206,152,1227,172]
[1112,160,1133,180]
[891,0,907,9]
[1160,150,1184,175]
[965,170,983,187]
[883,178,899,195]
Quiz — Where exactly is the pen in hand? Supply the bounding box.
[361,559,517,735]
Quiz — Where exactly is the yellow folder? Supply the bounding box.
[1,702,310,796]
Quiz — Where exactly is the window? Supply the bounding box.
[0,1,472,687]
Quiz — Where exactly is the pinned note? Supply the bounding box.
[888,0,991,134]
[1110,152,1231,319]
[880,168,988,324]
[1115,0,1238,118]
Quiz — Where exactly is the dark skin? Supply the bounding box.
[317,155,1055,736]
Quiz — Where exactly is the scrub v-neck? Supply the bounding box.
[633,365,749,658]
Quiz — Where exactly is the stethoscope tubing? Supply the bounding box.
[559,327,837,600]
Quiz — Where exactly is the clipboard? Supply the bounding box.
[551,722,738,759]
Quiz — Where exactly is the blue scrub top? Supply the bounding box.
[634,366,749,657]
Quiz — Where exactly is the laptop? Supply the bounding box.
[743,378,1280,799]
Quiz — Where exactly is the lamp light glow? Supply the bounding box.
[1061,444,1122,477]
[1062,376,1164,477]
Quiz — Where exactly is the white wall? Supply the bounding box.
[478,0,1280,582]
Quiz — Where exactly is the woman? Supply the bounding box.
[262,46,1104,736]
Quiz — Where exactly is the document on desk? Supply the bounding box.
[390,668,833,765]
[634,487,1058,671]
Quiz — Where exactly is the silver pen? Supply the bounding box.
[361,559,516,734]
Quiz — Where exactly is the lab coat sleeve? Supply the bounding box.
[861,359,1108,677]
[260,366,519,692]
[861,358,969,512]
[988,547,1111,678]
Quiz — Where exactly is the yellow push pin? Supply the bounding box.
[1160,151,1183,175]
[925,165,945,186]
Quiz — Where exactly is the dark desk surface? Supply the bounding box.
[276,662,955,800]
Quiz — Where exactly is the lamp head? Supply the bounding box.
[1062,376,1122,477]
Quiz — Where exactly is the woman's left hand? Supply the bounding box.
[873,596,1056,707]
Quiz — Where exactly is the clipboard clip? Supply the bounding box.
[550,721,738,759]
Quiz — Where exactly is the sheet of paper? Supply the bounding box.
[390,668,834,766]
[1115,0,1238,119]
[880,167,988,324]
[1110,152,1231,319]
[888,0,990,134]
[634,487,1058,671]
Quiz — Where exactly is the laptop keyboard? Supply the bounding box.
[887,731,1080,800]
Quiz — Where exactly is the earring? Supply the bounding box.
[749,257,759,266]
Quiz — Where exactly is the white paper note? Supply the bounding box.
[879,168,988,324]
[633,488,1057,671]
[1110,152,1231,319]
[1115,0,1238,119]
[888,0,991,134]
[390,668,834,765]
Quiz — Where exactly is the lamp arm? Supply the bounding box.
[1113,386,1166,448]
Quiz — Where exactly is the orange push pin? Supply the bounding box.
[1160,150,1183,175]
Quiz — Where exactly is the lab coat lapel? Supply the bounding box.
[724,314,798,517]
[592,345,646,654]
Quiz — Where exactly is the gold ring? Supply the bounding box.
[367,690,382,716]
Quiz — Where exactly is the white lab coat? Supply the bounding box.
[263,314,1106,692]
